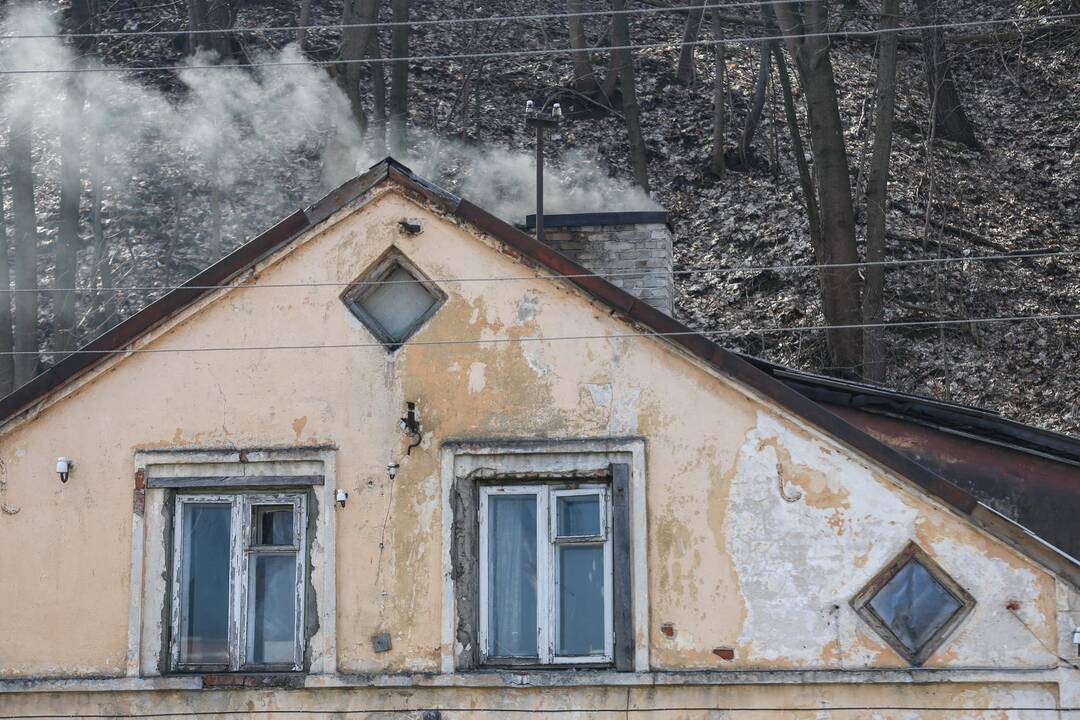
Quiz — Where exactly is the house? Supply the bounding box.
[0,158,1078,718]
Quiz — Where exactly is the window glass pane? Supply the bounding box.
[557,494,601,537]
[248,554,298,665]
[557,544,606,656]
[178,503,231,665]
[359,267,438,341]
[868,559,963,653]
[254,506,294,546]
[488,494,538,657]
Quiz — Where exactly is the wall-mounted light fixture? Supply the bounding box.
[335,488,349,508]
[399,402,422,455]
[56,457,74,483]
[386,463,399,481]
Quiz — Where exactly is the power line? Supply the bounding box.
[0,0,806,41]
[1,12,1077,75]
[2,706,1079,718]
[3,248,1075,295]
[12,311,1080,357]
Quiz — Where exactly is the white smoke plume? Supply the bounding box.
[0,2,657,272]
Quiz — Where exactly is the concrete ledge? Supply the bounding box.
[1,667,1062,694]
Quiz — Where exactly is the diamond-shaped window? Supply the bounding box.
[342,251,445,350]
[851,543,975,666]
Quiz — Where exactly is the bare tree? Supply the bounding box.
[187,0,243,58]
[675,6,705,84]
[9,109,38,386]
[55,77,83,354]
[913,0,979,149]
[710,9,727,177]
[338,0,381,135]
[862,0,901,381]
[611,0,650,192]
[738,38,772,166]
[567,0,600,93]
[296,0,313,49]
[389,0,409,157]
[0,167,14,396]
[773,45,821,256]
[773,2,861,371]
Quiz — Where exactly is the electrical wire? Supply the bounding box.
[2,706,1079,718]
[2,249,1076,295]
[0,0,816,41]
[1,12,1077,74]
[9,311,1080,357]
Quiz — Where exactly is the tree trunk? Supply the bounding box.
[338,0,380,135]
[861,0,901,382]
[0,169,15,396]
[738,38,771,166]
[773,45,821,254]
[188,0,242,58]
[709,9,726,177]
[89,146,116,331]
[296,0,313,49]
[611,0,650,192]
[389,0,409,158]
[913,0,979,149]
[774,2,861,372]
[55,76,83,354]
[567,0,599,93]
[675,6,705,84]
[9,111,38,386]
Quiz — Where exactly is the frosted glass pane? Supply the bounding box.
[557,544,605,656]
[868,559,962,652]
[248,554,297,665]
[179,503,231,665]
[488,494,538,657]
[557,495,601,537]
[359,267,438,341]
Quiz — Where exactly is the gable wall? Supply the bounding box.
[0,189,1063,681]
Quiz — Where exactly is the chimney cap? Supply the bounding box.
[524,211,668,230]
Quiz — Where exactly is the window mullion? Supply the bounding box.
[538,487,553,664]
[230,497,247,671]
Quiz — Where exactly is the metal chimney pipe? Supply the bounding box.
[524,102,561,243]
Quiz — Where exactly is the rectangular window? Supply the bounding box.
[171,493,306,672]
[478,484,613,665]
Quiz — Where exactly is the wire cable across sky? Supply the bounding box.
[1,12,1077,74]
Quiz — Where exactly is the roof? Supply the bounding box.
[1,157,1076,585]
[745,354,1080,559]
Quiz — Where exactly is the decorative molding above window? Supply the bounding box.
[851,542,975,666]
[342,249,446,350]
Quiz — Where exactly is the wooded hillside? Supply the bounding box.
[1,0,1078,433]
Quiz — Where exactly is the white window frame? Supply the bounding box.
[478,483,613,666]
[170,492,307,673]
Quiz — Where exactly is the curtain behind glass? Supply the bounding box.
[488,494,538,657]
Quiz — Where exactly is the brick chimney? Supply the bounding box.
[524,211,673,315]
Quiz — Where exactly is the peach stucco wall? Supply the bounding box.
[0,185,1075,716]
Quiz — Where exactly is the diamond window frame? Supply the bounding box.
[341,249,446,351]
[850,542,975,666]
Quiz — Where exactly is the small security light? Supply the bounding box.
[1073,627,1080,653]
[386,463,399,481]
[552,102,563,119]
[335,488,349,508]
[525,99,535,113]
[56,457,73,483]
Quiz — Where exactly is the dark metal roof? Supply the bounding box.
[523,211,669,229]
[1,157,1076,583]
[741,353,1080,467]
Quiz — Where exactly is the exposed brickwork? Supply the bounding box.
[541,222,674,315]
